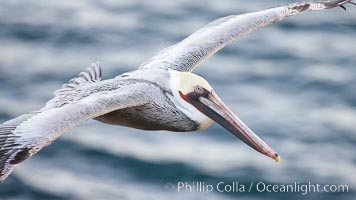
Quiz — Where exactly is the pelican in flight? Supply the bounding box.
[0,0,354,183]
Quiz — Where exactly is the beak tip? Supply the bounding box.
[274,154,281,163]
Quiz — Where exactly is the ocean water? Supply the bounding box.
[0,0,355,199]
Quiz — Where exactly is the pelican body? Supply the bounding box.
[95,69,202,131]
[0,0,354,183]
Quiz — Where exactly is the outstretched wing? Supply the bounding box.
[138,0,353,72]
[0,64,149,183]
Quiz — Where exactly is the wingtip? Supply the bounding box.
[339,4,347,11]
[91,61,101,68]
[349,1,356,6]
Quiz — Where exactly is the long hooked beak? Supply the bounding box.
[181,90,280,162]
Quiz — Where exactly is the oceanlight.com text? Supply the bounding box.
[164,181,349,195]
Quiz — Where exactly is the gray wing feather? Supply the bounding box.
[0,112,40,182]
[138,0,352,72]
[0,80,149,183]
[48,62,102,108]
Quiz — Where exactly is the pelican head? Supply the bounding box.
[169,70,280,162]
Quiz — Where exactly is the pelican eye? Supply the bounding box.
[194,85,209,97]
[194,85,203,93]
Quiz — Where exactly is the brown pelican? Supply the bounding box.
[0,0,354,183]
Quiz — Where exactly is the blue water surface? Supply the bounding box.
[0,0,355,199]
